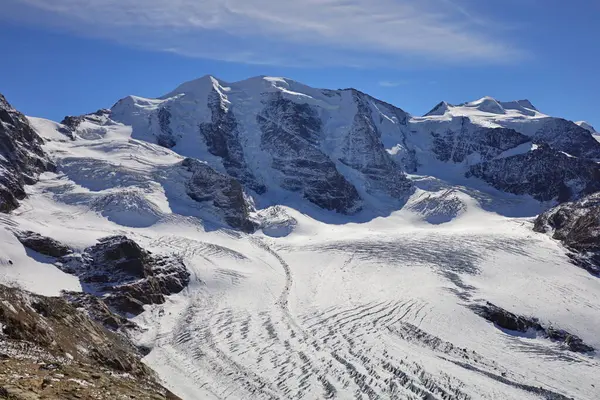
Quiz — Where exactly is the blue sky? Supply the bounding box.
[1,0,599,129]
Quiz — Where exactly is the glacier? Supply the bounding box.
[0,76,599,399]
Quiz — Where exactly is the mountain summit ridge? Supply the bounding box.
[106,75,600,218]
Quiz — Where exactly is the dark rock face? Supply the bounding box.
[0,94,55,212]
[156,107,176,148]
[431,118,530,164]
[60,109,112,133]
[258,92,362,213]
[60,115,85,132]
[182,158,258,233]
[14,230,72,258]
[533,118,600,159]
[534,193,600,276]
[341,91,412,199]
[9,231,189,344]
[424,101,451,117]
[63,291,137,331]
[66,236,190,316]
[200,89,266,194]
[467,144,600,202]
[471,302,542,332]
[471,302,594,353]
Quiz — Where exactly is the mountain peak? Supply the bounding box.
[424,101,452,116]
[160,75,311,100]
[514,99,537,111]
[576,121,597,133]
[463,96,506,114]
[424,96,541,118]
[499,99,539,115]
[160,74,221,99]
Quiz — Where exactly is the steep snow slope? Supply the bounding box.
[0,226,81,295]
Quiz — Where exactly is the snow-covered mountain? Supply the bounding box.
[107,76,600,214]
[1,77,600,400]
[109,75,414,216]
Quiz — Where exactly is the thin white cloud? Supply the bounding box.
[4,0,524,66]
[379,80,410,88]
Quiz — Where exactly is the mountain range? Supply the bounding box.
[1,76,600,400]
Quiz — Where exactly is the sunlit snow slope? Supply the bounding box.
[1,78,599,400]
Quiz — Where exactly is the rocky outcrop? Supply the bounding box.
[63,291,137,332]
[256,206,298,237]
[575,120,596,134]
[471,302,594,353]
[182,158,258,232]
[467,144,600,202]
[534,192,600,276]
[0,284,180,399]
[60,109,112,134]
[155,107,176,148]
[57,236,190,316]
[14,230,72,258]
[341,91,412,199]
[11,230,190,318]
[424,101,451,117]
[200,89,266,194]
[66,236,190,316]
[431,118,530,164]
[0,94,55,212]
[258,92,362,213]
[533,118,600,159]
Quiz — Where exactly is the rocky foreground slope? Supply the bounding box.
[1,230,190,398]
[0,283,180,399]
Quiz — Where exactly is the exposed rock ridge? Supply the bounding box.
[257,91,362,213]
[71,235,190,316]
[341,91,412,199]
[468,144,600,202]
[14,231,191,317]
[181,158,258,232]
[431,117,530,164]
[534,192,600,276]
[0,94,55,212]
[471,302,594,353]
[200,88,266,194]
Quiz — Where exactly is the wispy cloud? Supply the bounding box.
[379,80,410,88]
[4,0,524,67]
